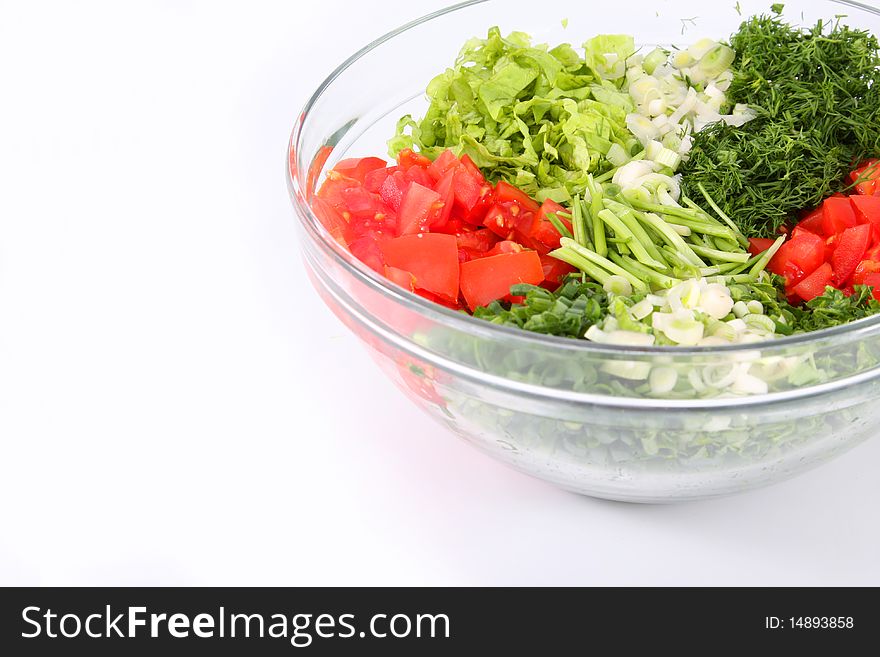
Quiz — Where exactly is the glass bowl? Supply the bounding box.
[287,0,880,502]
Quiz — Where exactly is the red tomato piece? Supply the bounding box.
[539,254,576,288]
[526,199,572,252]
[748,237,776,256]
[349,232,387,274]
[459,251,544,310]
[849,194,880,223]
[864,243,880,262]
[363,166,394,193]
[796,207,825,236]
[831,223,872,285]
[339,186,385,221]
[766,241,793,277]
[397,182,444,236]
[413,289,463,311]
[427,149,459,182]
[404,165,433,189]
[432,218,465,235]
[484,201,536,240]
[850,159,880,196]
[790,226,817,241]
[380,233,459,301]
[384,265,415,292]
[852,260,880,286]
[457,247,485,263]
[431,168,457,229]
[316,170,360,209]
[768,232,825,283]
[792,262,833,302]
[494,180,541,214]
[451,168,493,223]
[311,197,353,246]
[459,154,486,183]
[396,149,433,171]
[486,240,524,257]
[378,171,410,212]
[455,228,498,253]
[787,232,826,277]
[849,195,880,241]
[333,157,387,184]
[822,196,858,235]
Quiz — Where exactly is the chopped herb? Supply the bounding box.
[472,277,616,338]
[681,13,880,236]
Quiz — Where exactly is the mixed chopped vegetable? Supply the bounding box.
[311,8,880,390]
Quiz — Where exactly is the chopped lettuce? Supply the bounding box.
[389,27,636,203]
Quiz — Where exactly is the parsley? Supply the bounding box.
[681,13,880,237]
[731,276,880,332]
[792,285,880,331]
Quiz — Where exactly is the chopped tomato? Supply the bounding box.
[459,154,485,183]
[527,199,572,252]
[831,223,872,285]
[849,195,880,240]
[486,240,524,257]
[459,251,544,310]
[431,168,456,229]
[404,165,434,189]
[864,243,880,262]
[396,182,444,236]
[451,167,493,224]
[539,254,576,288]
[850,159,880,196]
[494,180,541,214]
[850,194,880,222]
[349,232,387,274]
[396,149,433,171]
[457,246,484,263]
[427,149,459,181]
[852,260,880,286]
[790,226,817,241]
[333,157,387,184]
[316,169,361,209]
[384,265,415,292]
[380,233,459,301]
[413,289,463,311]
[792,262,833,302]
[340,186,385,222]
[796,207,825,235]
[748,237,776,256]
[825,233,840,262]
[455,228,498,253]
[822,196,858,235]
[483,201,535,239]
[311,197,353,246]
[767,231,824,283]
[378,171,409,212]
[364,166,395,193]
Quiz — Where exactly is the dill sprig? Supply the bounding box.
[681,13,880,237]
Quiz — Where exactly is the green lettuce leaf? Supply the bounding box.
[389,27,635,202]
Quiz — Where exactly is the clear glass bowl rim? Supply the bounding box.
[286,0,880,361]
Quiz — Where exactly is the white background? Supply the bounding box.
[0,0,878,586]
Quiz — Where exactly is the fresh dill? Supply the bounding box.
[681,13,880,237]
